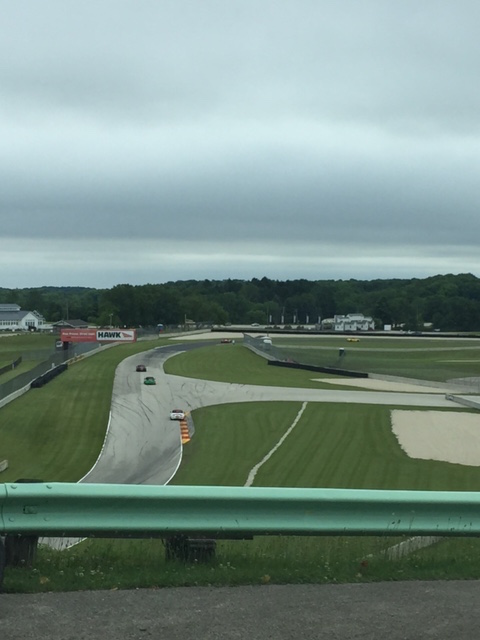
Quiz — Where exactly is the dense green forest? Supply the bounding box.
[1,273,480,331]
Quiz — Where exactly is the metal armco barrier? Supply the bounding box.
[2,483,480,538]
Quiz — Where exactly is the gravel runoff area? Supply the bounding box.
[392,410,480,466]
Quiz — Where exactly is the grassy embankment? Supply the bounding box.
[0,336,171,482]
[4,337,480,592]
[0,333,58,382]
[271,335,480,383]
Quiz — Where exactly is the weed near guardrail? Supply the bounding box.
[5,534,480,593]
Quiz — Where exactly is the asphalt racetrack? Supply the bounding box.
[81,341,459,487]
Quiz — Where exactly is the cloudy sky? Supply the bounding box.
[1,1,480,288]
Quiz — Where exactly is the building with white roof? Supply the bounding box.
[0,304,46,331]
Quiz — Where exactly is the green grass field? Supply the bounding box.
[172,401,480,492]
[3,334,480,592]
[0,333,56,366]
[0,332,55,354]
[164,338,480,386]
[271,336,480,382]
[164,343,363,389]
[0,333,58,382]
[0,338,171,483]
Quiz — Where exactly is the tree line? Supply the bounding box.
[1,273,480,332]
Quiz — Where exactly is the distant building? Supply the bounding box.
[0,304,46,331]
[332,313,375,332]
[52,319,89,330]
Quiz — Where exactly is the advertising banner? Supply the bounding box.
[60,328,137,343]
[60,329,97,343]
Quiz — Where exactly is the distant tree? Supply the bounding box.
[3,273,480,332]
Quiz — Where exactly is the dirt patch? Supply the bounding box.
[391,410,480,466]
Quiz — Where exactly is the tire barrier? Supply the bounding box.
[30,363,68,389]
[268,359,368,378]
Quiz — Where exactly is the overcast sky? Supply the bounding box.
[1,1,480,288]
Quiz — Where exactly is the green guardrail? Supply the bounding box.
[2,483,480,538]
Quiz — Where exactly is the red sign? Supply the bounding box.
[60,328,137,343]
[60,329,97,343]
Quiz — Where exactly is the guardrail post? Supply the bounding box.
[165,535,216,563]
[4,479,43,569]
[0,537,5,590]
[5,534,38,569]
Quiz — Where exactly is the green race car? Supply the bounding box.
[143,376,156,385]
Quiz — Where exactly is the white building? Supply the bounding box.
[333,313,375,332]
[0,304,46,331]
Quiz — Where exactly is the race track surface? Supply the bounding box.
[80,341,458,487]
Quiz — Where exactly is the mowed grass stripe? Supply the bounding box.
[0,339,170,482]
[245,402,307,486]
[171,402,305,486]
[270,338,480,382]
[173,402,480,492]
[164,344,348,388]
[165,340,480,386]
[252,403,401,489]
[0,357,113,481]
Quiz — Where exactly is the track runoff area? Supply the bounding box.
[171,331,480,479]
[59,328,480,489]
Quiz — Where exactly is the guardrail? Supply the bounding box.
[2,483,480,538]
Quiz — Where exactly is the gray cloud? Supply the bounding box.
[1,0,480,286]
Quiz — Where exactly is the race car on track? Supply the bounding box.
[170,409,186,420]
[144,376,156,385]
[136,364,147,372]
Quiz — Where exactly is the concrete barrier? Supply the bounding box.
[446,395,480,410]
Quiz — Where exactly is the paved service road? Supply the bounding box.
[3,581,480,640]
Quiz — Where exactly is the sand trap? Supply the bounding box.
[314,378,446,393]
[391,410,480,466]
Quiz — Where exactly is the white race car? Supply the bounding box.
[170,409,186,421]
